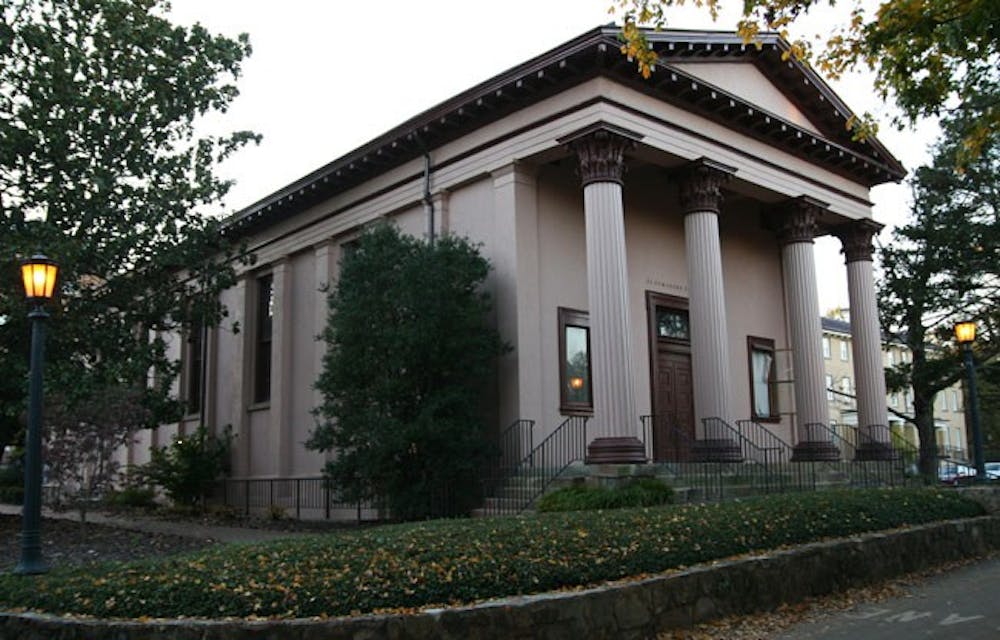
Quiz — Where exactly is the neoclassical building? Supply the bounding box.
[128,26,906,479]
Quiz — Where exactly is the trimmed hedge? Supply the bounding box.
[537,478,674,512]
[0,488,983,620]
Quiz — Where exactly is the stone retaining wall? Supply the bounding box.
[2,515,999,640]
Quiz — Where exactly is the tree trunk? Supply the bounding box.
[913,393,938,484]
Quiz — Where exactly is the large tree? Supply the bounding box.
[0,0,257,439]
[879,112,999,479]
[614,0,999,161]
[308,224,506,520]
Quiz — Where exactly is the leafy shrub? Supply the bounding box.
[0,463,22,487]
[0,485,23,505]
[0,488,982,620]
[308,224,506,520]
[537,478,674,512]
[136,426,230,508]
[105,486,157,509]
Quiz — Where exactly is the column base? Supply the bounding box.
[791,441,842,462]
[586,437,647,465]
[854,440,895,462]
[691,438,744,463]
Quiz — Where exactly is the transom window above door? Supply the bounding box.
[656,308,690,341]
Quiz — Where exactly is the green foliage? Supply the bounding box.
[136,426,230,508]
[0,462,21,487]
[536,478,674,512]
[0,488,980,619]
[614,1,999,162]
[44,384,149,518]
[879,112,1000,479]
[308,224,506,520]
[0,486,23,505]
[104,485,157,510]
[0,0,259,432]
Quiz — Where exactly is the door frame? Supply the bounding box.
[646,291,693,460]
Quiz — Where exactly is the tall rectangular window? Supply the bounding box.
[825,374,834,401]
[185,321,203,415]
[254,274,274,404]
[822,337,831,359]
[558,307,592,414]
[747,336,778,421]
[839,340,849,361]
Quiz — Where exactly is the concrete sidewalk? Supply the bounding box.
[0,504,313,544]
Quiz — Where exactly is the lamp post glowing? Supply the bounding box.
[16,254,58,575]
[954,320,986,483]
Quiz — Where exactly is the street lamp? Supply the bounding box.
[954,320,986,483]
[15,254,59,575]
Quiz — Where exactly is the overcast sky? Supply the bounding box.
[167,0,940,313]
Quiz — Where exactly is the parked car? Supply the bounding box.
[938,462,976,485]
[985,462,1000,480]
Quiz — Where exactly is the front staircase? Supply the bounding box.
[476,416,917,517]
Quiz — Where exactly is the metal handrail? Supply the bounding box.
[736,419,793,463]
[805,422,854,458]
[480,416,588,516]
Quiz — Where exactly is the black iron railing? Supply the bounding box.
[481,419,535,500]
[816,423,903,487]
[640,413,694,463]
[216,477,376,522]
[479,416,587,516]
[735,420,793,464]
[888,428,920,481]
[641,415,725,500]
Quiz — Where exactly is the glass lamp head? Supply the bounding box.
[954,321,976,345]
[20,254,59,302]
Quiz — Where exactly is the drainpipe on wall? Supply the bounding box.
[415,132,435,242]
[423,151,435,242]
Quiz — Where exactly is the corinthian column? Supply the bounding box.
[836,219,893,460]
[678,159,742,462]
[777,198,841,462]
[562,123,645,464]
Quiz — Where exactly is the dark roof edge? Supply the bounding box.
[224,25,904,234]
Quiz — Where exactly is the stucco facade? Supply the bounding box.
[130,27,906,479]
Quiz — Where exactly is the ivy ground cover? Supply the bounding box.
[0,488,983,620]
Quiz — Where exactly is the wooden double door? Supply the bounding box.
[647,292,695,462]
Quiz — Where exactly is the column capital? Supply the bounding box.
[559,122,642,188]
[677,158,736,215]
[833,218,884,263]
[774,197,828,246]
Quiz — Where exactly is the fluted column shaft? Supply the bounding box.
[583,180,638,441]
[838,220,892,459]
[564,125,645,463]
[778,200,840,461]
[679,162,735,431]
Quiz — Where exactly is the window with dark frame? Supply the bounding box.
[185,321,204,415]
[747,336,778,421]
[558,307,592,414]
[254,274,274,404]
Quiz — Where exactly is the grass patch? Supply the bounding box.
[536,478,674,512]
[0,488,983,620]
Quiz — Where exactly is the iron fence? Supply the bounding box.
[214,477,379,523]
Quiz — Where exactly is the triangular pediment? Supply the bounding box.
[667,61,823,135]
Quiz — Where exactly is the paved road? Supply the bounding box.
[775,556,1000,639]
